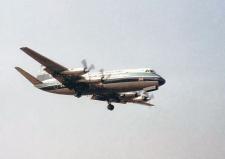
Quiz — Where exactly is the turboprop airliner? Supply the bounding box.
[15,47,166,110]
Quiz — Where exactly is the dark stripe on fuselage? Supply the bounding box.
[103,77,159,84]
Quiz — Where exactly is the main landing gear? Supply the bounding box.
[107,101,114,111]
[74,92,82,98]
[107,104,114,111]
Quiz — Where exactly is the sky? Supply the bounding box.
[0,0,225,158]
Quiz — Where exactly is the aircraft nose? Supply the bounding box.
[158,77,166,86]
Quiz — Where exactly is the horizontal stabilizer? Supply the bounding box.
[15,67,42,85]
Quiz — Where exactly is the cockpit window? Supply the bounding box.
[150,70,156,73]
[145,69,156,73]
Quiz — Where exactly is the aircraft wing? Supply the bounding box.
[91,93,154,107]
[128,101,154,107]
[20,47,68,73]
[20,47,80,86]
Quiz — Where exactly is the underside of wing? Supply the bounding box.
[128,101,154,107]
[91,91,154,107]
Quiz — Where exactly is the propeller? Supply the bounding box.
[149,94,154,100]
[99,68,111,82]
[40,65,47,74]
[99,68,104,75]
[143,92,154,101]
[81,59,95,72]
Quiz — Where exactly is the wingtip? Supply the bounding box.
[15,67,24,73]
[15,66,20,70]
[20,47,28,51]
[14,66,42,85]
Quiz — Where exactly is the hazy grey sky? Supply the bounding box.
[0,0,225,158]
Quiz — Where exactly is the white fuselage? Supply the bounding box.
[35,68,165,95]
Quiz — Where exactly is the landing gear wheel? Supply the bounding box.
[74,92,82,98]
[107,104,114,111]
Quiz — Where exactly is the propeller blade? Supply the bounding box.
[81,59,94,72]
[81,59,88,70]
[99,69,111,81]
[88,64,95,71]
[99,69,106,81]
[105,74,111,80]
[142,92,154,101]
[149,94,154,100]
[143,91,149,98]
[99,69,104,74]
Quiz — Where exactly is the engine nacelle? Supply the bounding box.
[120,92,139,99]
[133,95,150,102]
[61,68,86,76]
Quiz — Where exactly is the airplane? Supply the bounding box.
[15,47,166,111]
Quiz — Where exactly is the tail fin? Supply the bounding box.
[15,67,42,85]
